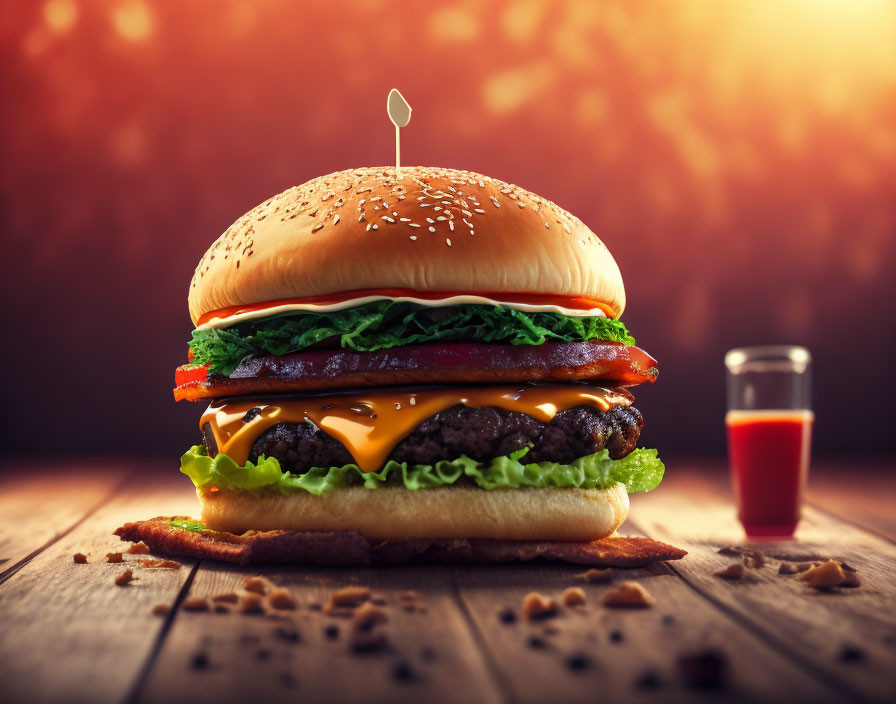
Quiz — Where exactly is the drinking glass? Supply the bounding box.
[724,346,813,539]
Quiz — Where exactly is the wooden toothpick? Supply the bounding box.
[387,89,412,178]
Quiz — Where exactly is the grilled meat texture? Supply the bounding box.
[233,404,643,474]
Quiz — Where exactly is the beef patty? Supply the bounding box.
[234,404,643,474]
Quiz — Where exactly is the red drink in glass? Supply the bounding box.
[725,410,813,538]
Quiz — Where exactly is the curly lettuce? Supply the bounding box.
[189,301,635,376]
[180,445,664,496]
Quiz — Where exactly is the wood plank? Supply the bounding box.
[0,475,199,704]
[0,462,126,577]
[134,563,504,704]
[451,560,843,704]
[807,461,896,542]
[628,466,896,704]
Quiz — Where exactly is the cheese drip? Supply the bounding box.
[200,385,633,472]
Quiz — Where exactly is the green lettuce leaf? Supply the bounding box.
[189,301,635,376]
[180,445,664,496]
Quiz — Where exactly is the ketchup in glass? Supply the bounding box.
[726,410,813,538]
[724,347,812,539]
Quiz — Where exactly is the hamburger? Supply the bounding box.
[174,166,664,544]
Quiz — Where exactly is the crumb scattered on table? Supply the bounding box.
[561,586,587,607]
[601,581,653,608]
[114,569,136,586]
[578,567,613,583]
[715,563,746,580]
[73,553,87,564]
[522,592,558,620]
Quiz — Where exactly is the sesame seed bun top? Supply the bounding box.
[188,166,626,325]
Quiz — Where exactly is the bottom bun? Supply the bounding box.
[198,484,629,542]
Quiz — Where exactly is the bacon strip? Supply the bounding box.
[175,341,658,401]
[115,516,685,567]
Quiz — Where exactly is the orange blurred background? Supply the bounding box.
[2,0,895,461]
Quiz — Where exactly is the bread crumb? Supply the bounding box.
[239,593,265,614]
[137,559,181,569]
[323,585,371,614]
[348,603,389,652]
[561,587,587,607]
[743,551,766,568]
[778,561,799,574]
[106,552,124,564]
[244,575,274,595]
[268,587,297,610]
[212,592,239,604]
[522,592,558,620]
[715,563,746,580]
[183,597,209,612]
[151,603,170,617]
[801,560,846,589]
[73,553,88,564]
[352,602,389,632]
[601,581,653,608]
[126,542,150,555]
[578,568,613,583]
[114,569,136,586]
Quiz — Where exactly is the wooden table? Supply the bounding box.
[1,459,893,704]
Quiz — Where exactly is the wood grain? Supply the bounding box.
[808,461,896,542]
[629,467,896,704]
[0,463,125,578]
[1,461,894,704]
[451,559,843,704]
[134,563,504,704]
[0,475,198,704]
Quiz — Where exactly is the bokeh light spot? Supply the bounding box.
[43,0,77,33]
[112,1,154,43]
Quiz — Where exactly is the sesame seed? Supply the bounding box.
[409,235,417,240]
[474,209,485,214]
[372,224,378,230]
[563,223,572,233]
[416,196,426,201]
[437,216,447,221]
[449,221,455,231]
[461,209,472,217]
[470,230,475,235]
[446,238,452,246]
[433,207,442,211]
[409,397,416,405]
[544,221,550,228]
[463,219,473,228]
[333,214,340,224]
[491,197,500,208]
[419,203,431,208]
[429,226,436,232]
[358,214,366,222]
[517,202,525,208]
[400,218,411,222]
[408,223,421,228]
[366,224,372,232]
[311,223,324,232]
[426,218,434,223]
[393,212,398,216]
